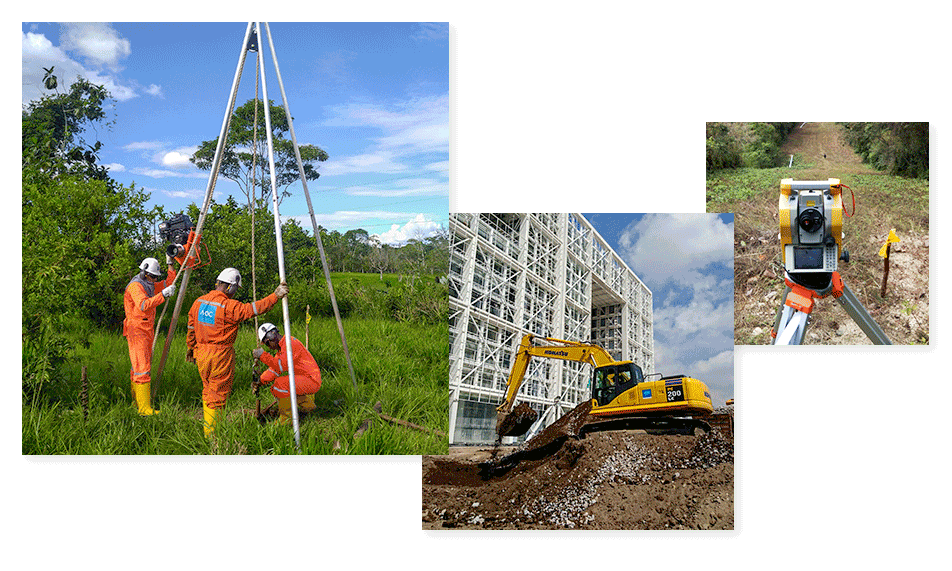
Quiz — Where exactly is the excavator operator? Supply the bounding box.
[186,267,288,436]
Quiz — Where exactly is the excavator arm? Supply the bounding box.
[495,334,618,438]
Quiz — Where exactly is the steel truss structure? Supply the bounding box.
[448,213,653,444]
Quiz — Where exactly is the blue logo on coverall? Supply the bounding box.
[198,302,217,325]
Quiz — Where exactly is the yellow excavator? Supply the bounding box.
[495,334,714,439]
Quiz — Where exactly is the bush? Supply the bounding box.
[706,123,742,171]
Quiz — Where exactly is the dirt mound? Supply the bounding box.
[480,400,593,478]
[422,430,733,530]
[496,402,538,437]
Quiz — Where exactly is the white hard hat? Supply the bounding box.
[257,322,278,343]
[216,267,242,287]
[139,257,161,277]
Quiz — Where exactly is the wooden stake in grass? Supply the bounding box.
[80,365,88,421]
[878,228,901,297]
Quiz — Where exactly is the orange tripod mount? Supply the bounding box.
[171,230,211,270]
[770,271,890,345]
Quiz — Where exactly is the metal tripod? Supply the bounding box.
[771,271,891,345]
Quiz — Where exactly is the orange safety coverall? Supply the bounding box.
[259,335,322,399]
[186,290,279,409]
[123,268,177,385]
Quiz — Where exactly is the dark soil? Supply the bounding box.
[497,401,538,437]
[422,426,734,530]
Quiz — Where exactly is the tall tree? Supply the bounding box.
[22,68,115,186]
[191,98,328,208]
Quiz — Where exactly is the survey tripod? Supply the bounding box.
[770,271,891,345]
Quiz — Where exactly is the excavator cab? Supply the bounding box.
[592,362,644,406]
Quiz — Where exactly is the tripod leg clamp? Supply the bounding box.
[785,288,816,314]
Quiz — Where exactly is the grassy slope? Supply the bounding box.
[23,316,448,455]
[707,122,930,345]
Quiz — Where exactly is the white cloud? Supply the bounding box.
[347,177,448,198]
[59,23,131,69]
[144,84,163,98]
[321,93,449,175]
[123,141,166,151]
[373,214,443,246]
[103,163,126,172]
[617,213,734,288]
[322,151,407,176]
[22,26,150,105]
[22,32,85,105]
[162,151,193,168]
[132,167,206,179]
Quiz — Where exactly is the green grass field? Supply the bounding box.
[23,315,448,455]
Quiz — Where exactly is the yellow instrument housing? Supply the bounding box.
[779,178,843,269]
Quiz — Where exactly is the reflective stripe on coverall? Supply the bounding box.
[123,269,176,385]
[186,290,279,409]
[259,335,322,399]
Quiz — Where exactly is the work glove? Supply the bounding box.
[162,285,176,298]
[274,282,289,299]
[252,347,265,360]
[166,253,175,266]
[185,348,195,364]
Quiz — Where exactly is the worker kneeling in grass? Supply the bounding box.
[123,256,177,416]
[186,268,289,436]
[253,322,322,424]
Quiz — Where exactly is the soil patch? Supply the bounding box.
[423,429,733,530]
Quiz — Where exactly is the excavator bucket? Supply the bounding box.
[495,402,538,438]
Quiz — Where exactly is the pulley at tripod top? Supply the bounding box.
[246,30,259,52]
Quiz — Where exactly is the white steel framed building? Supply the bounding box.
[448,213,653,444]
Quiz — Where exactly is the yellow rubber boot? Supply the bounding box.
[277,397,293,424]
[203,402,218,436]
[297,394,316,413]
[133,382,159,416]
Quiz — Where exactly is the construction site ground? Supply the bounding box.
[706,122,930,345]
[423,405,733,530]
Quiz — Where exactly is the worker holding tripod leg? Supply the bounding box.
[186,268,289,436]
[123,256,177,416]
[253,322,322,424]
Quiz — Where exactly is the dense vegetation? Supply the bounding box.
[839,122,929,178]
[22,69,448,454]
[706,122,798,172]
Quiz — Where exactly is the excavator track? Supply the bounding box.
[581,415,711,437]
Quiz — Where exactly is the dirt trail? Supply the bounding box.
[731,122,929,345]
[780,122,879,174]
[423,424,734,530]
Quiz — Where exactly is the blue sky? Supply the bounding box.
[582,213,734,407]
[21,22,448,245]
